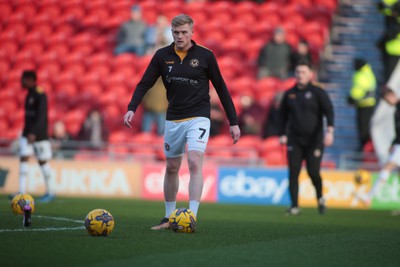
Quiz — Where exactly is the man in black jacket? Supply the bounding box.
[15,70,54,202]
[124,14,241,229]
[279,60,334,215]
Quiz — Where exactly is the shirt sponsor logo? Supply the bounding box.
[165,61,174,64]
[305,91,312,99]
[165,76,200,88]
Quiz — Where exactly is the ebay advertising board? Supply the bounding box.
[217,168,291,205]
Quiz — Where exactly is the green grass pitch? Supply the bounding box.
[1,195,399,267]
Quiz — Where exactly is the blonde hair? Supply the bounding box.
[171,14,194,29]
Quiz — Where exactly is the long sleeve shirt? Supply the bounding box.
[128,41,238,125]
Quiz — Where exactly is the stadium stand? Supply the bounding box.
[0,0,339,167]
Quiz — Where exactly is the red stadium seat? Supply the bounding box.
[15,3,37,17]
[108,130,129,144]
[54,82,77,99]
[4,22,27,37]
[47,43,69,57]
[207,149,234,159]
[230,76,255,97]
[0,3,12,18]
[60,6,85,21]
[281,78,297,91]
[53,23,75,37]
[38,61,61,78]
[184,1,206,13]
[131,132,157,145]
[235,135,262,150]
[0,61,10,74]
[61,51,85,66]
[22,31,42,44]
[87,64,111,77]
[84,0,107,10]
[256,91,276,107]
[263,149,287,166]
[285,31,300,49]
[208,135,232,148]
[21,42,44,55]
[261,136,282,152]
[257,77,281,92]
[86,52,111,68]
[30,23,53,37]
[62,62,85,76]
[234,1,257,16]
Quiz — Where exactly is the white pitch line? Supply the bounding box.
[35,215,83,224]
[0,226,85,233]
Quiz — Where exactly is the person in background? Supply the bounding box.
[141,78,168,136]
[257,27,291,79]
[51,120,73,159]
[123,14,240,230]
[12,70,55,202]
[262,91,284,138]
[357,88,399,214]
[77,109,108,149]
[114,5,147,56]
[348,58,377,150]
[146,15,174,54]
[238,95,265,136]
[289,40,313,74]
[279,60,334,215]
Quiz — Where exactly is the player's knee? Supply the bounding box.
[165,160,181,175]
[187,153,203,174]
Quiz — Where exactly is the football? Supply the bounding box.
[85,209,115,236]
[354,169,371,185]
[169,208,197,233]
[11,193,35,215]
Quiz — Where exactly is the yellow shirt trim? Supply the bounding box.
[36,86,44,93]
[171,117,196,123]
[175,48,187,62]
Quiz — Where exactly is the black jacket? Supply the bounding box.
[128,41,238,125]
[23,86,49,141]
[280,82,334,145]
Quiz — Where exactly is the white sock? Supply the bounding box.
[40,163,52,195]
[368,169,390,200]
[165,201,176,218]
[189,200,200,217]
[19,162,28,193]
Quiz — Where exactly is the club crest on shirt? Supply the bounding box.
[190,59,199,67]
[28,97,34,105]
[305,91,312,99]
[164,143,170,151]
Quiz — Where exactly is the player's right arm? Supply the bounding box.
[278,91,289,144]
[124,52,161,128]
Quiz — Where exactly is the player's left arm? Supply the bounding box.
[207,53,238,126]
[318,88,335,146]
